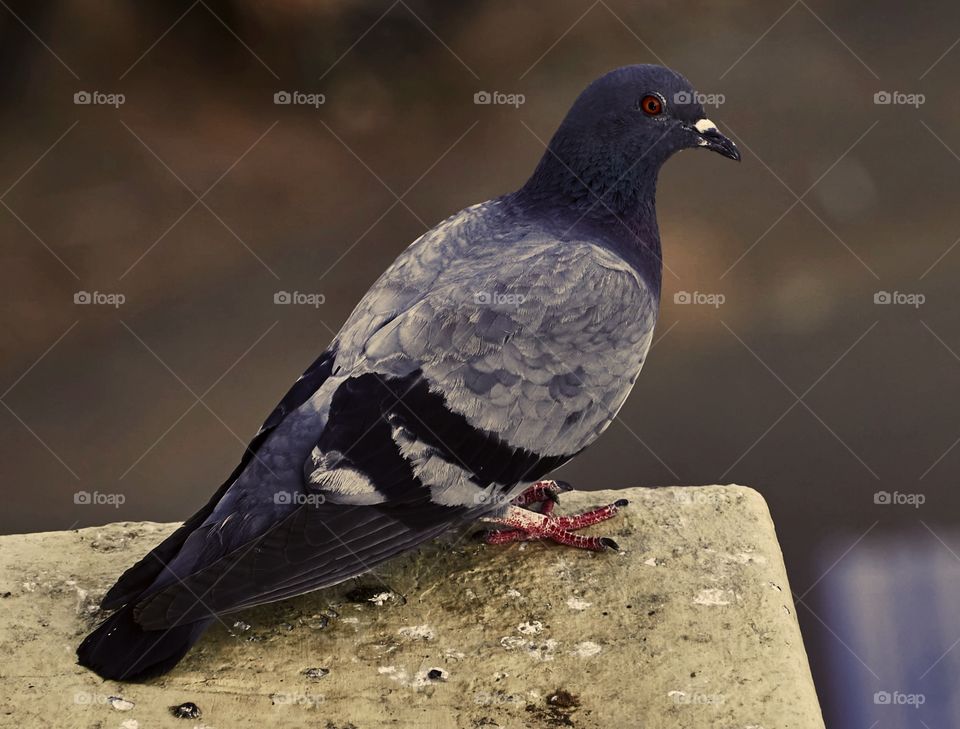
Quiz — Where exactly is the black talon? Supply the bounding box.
[545,490,561,504]
[552,480,574,493]
[600,537,620,551]
[614,498,629,507]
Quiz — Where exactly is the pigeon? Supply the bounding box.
[77,64,739,680]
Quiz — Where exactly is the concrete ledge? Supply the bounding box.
[0,485,824,728]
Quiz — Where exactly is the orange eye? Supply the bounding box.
[640,94,663,116]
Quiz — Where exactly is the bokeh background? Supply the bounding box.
[3,1,959,724]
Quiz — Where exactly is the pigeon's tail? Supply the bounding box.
[77,602,212,681]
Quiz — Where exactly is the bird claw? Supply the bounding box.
[481,485,627,552]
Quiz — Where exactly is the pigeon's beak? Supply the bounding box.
[692,119,741,162]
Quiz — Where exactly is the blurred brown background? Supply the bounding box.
[2,0,959,723]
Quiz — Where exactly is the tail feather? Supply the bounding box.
[77,603,212,681]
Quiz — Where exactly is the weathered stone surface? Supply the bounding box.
[0,486,824,728]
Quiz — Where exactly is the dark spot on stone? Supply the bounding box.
[169,702,201,719]
[547,690,579,709]
[304,667,330,680]
[427,668,445,681]
[526,689,580,727]
[1,592,11,598]
[345,585,386,603]
[601,611,608,616]
[626,604,632,609]
[648,610,656,616]
[690,671,697,678]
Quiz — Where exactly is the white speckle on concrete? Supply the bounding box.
[341,616,359,625]
[644,557,659,567]
[566,596,592,611]
[693,588,732,606]
[571,641,602,658]
[528,638,559,662]
[443,649,466,661]
[505,588,522,599]
[397,624,435,641]
[120,720,139,729]
[378,665,436,689]
[108,696,135,711]
[500,636,527,650]
[500,635,559,661]
[517,620,543,635]
[369,591,397,606]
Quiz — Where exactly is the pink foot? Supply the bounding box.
[480,481,627,552]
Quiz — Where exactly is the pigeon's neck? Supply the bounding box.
[516,137,664,294]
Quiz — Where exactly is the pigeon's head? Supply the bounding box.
[567,64,739,164]
[523,65,739,213]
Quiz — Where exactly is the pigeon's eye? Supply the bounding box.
[640,94,664,116]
